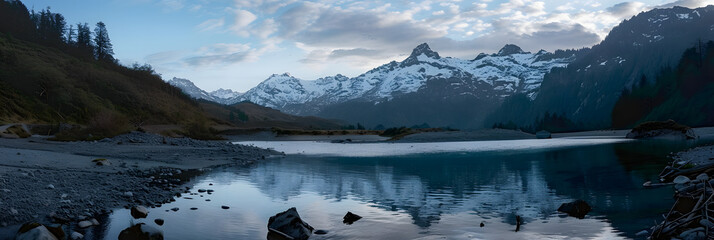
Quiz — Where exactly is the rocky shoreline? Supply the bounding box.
[0,131,278,238]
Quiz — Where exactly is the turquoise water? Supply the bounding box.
[92,137,711,239]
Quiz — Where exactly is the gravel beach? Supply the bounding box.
[0,132,277,230]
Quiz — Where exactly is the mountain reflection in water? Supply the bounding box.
[102,138,712,239]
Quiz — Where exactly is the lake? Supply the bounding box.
[95,137,711,239]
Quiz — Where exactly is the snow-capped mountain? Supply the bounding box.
[240,43,574,115]
[167,77,242,105]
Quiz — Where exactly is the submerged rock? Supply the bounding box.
[557,200,591,219]
[118,223,163,240]
[131,206,149,219]
[267,207,314,240]
[343,212,362,225]
[154,219,164,226]
[314,230,328,235]
[626,120,698,140]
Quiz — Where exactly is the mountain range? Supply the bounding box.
[171,5,714,130]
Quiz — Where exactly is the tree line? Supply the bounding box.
[611,40,714,128]
[0,1,114,62]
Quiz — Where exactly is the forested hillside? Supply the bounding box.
[612,41,714,128]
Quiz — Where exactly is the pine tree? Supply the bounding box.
[66,24,75,44]
[93,21,114,61]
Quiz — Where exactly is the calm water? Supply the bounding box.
[91,138,714,239]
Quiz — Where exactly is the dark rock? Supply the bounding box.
[314,230,328,235]
[515,215,522,232]
[190,207,197,210]
[131,206,149,219]
[170,207,179,212]
[558,200,592,219]
[15,223,58,240]
[480,222,485,227]
[343,211,362,225]
[626,120,698,140]
[154,219,164,226]
[221,206,230,209]
[118,223,164,240]
[536,130,551,139]
[267,207,314,240]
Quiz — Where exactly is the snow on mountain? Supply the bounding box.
[209,88,242,100]
[240,43,574,113]
[168,77,242,105]
[167,77,214,101]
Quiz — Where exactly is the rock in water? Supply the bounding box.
[343,212,362,225]
[16,223,58,240]
[626,120,698,140]
[131,205,149,219]
[314,230,328,235]
[118,223,164,240]
[154,219,164,226]
[557,200,592,219]
[267,207,314,240]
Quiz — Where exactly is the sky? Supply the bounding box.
[21,0,714,92]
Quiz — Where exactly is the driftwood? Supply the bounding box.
[650,161,714,239]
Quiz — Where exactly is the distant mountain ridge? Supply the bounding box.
[167,78,243,105]
[238,43,574,116]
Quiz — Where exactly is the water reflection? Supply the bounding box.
[100,138,712,239]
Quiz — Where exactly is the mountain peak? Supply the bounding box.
[409,43,440,59]
[269,72,294,78]
[497,44,525,56]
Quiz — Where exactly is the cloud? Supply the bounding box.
[197,18,225,32]
[607,2,646,18]
[159,0,184,11]
[182,43,258,67]
[657,0,714,8]
[231,9,257,36]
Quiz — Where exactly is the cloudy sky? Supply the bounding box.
[22,0,714,92]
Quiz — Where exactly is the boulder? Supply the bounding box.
[15,223,58,240]
[626,120,698,140]
[343,212,362,225]
[118,223,163,240]
[535,130,551,139]
[131,205,149,219]
[557,199,592,219]
[267,207,314,240]
[154,219,164,226]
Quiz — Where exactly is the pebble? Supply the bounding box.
[197,189,207,193]
[71,231,84,240]
[123,192,134,197]
[673,175,691,184]
[170,207,179,212]
[190,207,198,210]
[696,173,709,181]
[314,230,328,235]
[221,206,229,209]
[154,219,164,226]
[78,220,93,228]
[47,184,55,189]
